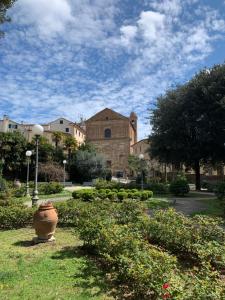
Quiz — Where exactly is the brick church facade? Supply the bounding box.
[85,108,137,177]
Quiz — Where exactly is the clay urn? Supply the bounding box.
[13,179,21,189]
[33,202,58,242]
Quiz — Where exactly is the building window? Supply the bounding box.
[65,128,69,132]
[104,128,111,138]
[60,120,63,124]
[14,125,18,129]
[8,124,11,128]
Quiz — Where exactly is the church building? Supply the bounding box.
[85,108,137,177]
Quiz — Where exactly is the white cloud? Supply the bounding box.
[120,25,137,47]
[15,0,73,37]
[150,0,182,16]
[137,11,165,42]
[1,0,225,139]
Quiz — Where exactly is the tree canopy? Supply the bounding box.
[70,145,107,183]
[0,0,16,37]
[0,131,28,177]
[150,64,225,189]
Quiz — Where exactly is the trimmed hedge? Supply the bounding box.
[72,188,153,202]
[94,179,169,194]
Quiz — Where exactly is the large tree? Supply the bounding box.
[0,131,28,178]
[0,0,16,37]
[150,64,225,190]
[64,135,78,166]
[52,131,63,149]
[70,145,106,183]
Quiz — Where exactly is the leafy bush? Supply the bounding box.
[144,209,225,268]
[0,176,8,192]
[72,189,97,201]
[95,179,119,190]
[13,186,26,198]
[140,190,153,200]
[0,206,33,229]
[169,178,190,196]
[72,188,153,202]
[117,191,128,201]
[215,182,225,200]
[146,182,169,194]
[76,201,225,299]
[39,182,63,195]
[106,191,117,200]
[55,200,82,227]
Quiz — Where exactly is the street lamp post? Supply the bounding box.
[25,150,32,197]
[32,124,44,206]
[139,154,144,191]
[63,160,67,187]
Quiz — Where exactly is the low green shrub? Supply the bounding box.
[72,188,153,202]
[145,209,225,268]
[13,186,26,198]
[55,200,82,227]
[76,201,225,299]
[140,190,153,200]
[39,182,63,195]
[117,191,128,201]
[169,178,190,196]
[0,176,8,192]
[106,191,117,200]
[0,206,33,229]
[72,189,97,201]
[215,182,225,201]
[146,182,169,194]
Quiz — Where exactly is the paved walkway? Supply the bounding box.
[169,191,216,215]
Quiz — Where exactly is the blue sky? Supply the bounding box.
[0,0,225,139]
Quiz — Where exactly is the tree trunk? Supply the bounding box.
[194,160,201,191]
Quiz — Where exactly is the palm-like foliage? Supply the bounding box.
[64,136,78,164]
[52,131,63,149]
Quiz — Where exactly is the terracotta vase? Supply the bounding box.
[14,179,21,188]
[33,202,58,242]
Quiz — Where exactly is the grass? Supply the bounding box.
[39,190,72,199]
[13,190,72,203]
[0,228,114,300]
[191,198,223,217]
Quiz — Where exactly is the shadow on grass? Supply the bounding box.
[13,240,34,247]
[51,246,117,298]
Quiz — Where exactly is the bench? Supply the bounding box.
[60,182,73,187]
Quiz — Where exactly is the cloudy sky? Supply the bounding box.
[0,0,225,139]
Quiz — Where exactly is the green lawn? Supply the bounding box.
[0,228,114,300]
[14,190,72,203]
[39,190,72,199]
[191,198,223,217]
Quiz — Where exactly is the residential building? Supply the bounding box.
[0,115,86,146]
